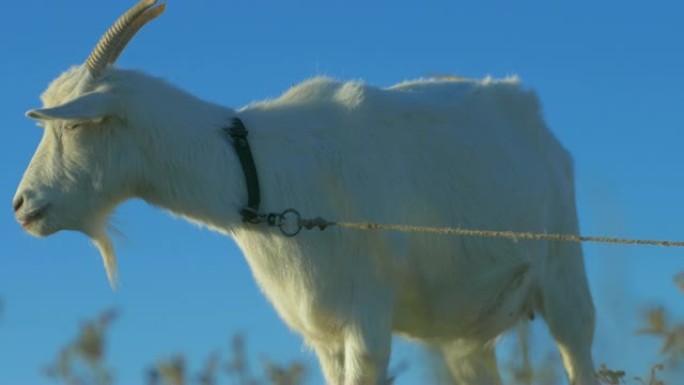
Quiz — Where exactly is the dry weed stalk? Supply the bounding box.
[43,308,118,385]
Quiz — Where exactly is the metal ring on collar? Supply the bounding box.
[278,208,302,237]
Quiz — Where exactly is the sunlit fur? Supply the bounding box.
[15,64,597,384]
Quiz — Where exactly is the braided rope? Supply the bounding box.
[254,209,684,247]
[335,221,684,247]
[294,215,684,247]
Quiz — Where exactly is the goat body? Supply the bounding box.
[14,2,596,384]
[233,76,596,385]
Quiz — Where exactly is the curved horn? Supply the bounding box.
[84,0,161,77]
[107,3,166,66]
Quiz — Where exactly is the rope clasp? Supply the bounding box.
[252,209,334,237]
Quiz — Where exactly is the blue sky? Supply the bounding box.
[2,0,684,384]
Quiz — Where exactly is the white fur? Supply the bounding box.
[15,64,597,384]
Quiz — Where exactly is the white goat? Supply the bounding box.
[13,1,597,384]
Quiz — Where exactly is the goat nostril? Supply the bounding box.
[13,196,24,213]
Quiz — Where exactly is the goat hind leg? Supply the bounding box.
[541,244,597,385]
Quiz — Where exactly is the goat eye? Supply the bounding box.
[64,123,81,131]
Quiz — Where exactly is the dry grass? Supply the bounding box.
[0,272,680,384]
[145,335,305,385]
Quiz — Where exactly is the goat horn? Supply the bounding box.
[84,0,161,77]
[107,3,166,66]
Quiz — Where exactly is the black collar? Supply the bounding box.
[224,117,261,223]
[222,120,327,236]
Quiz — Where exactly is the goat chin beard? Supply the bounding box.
[80,206,120,290]
[90,230,118,290]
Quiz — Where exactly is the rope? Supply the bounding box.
[266,209,684,247]
[291,214,684,247]
[333,221,684,247]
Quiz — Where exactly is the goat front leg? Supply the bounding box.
[343,320,392,385]
[441,340,502,385]
[313,342,346,385]
[342,295,393,385]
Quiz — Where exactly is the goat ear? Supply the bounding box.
[26,91,116,122]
